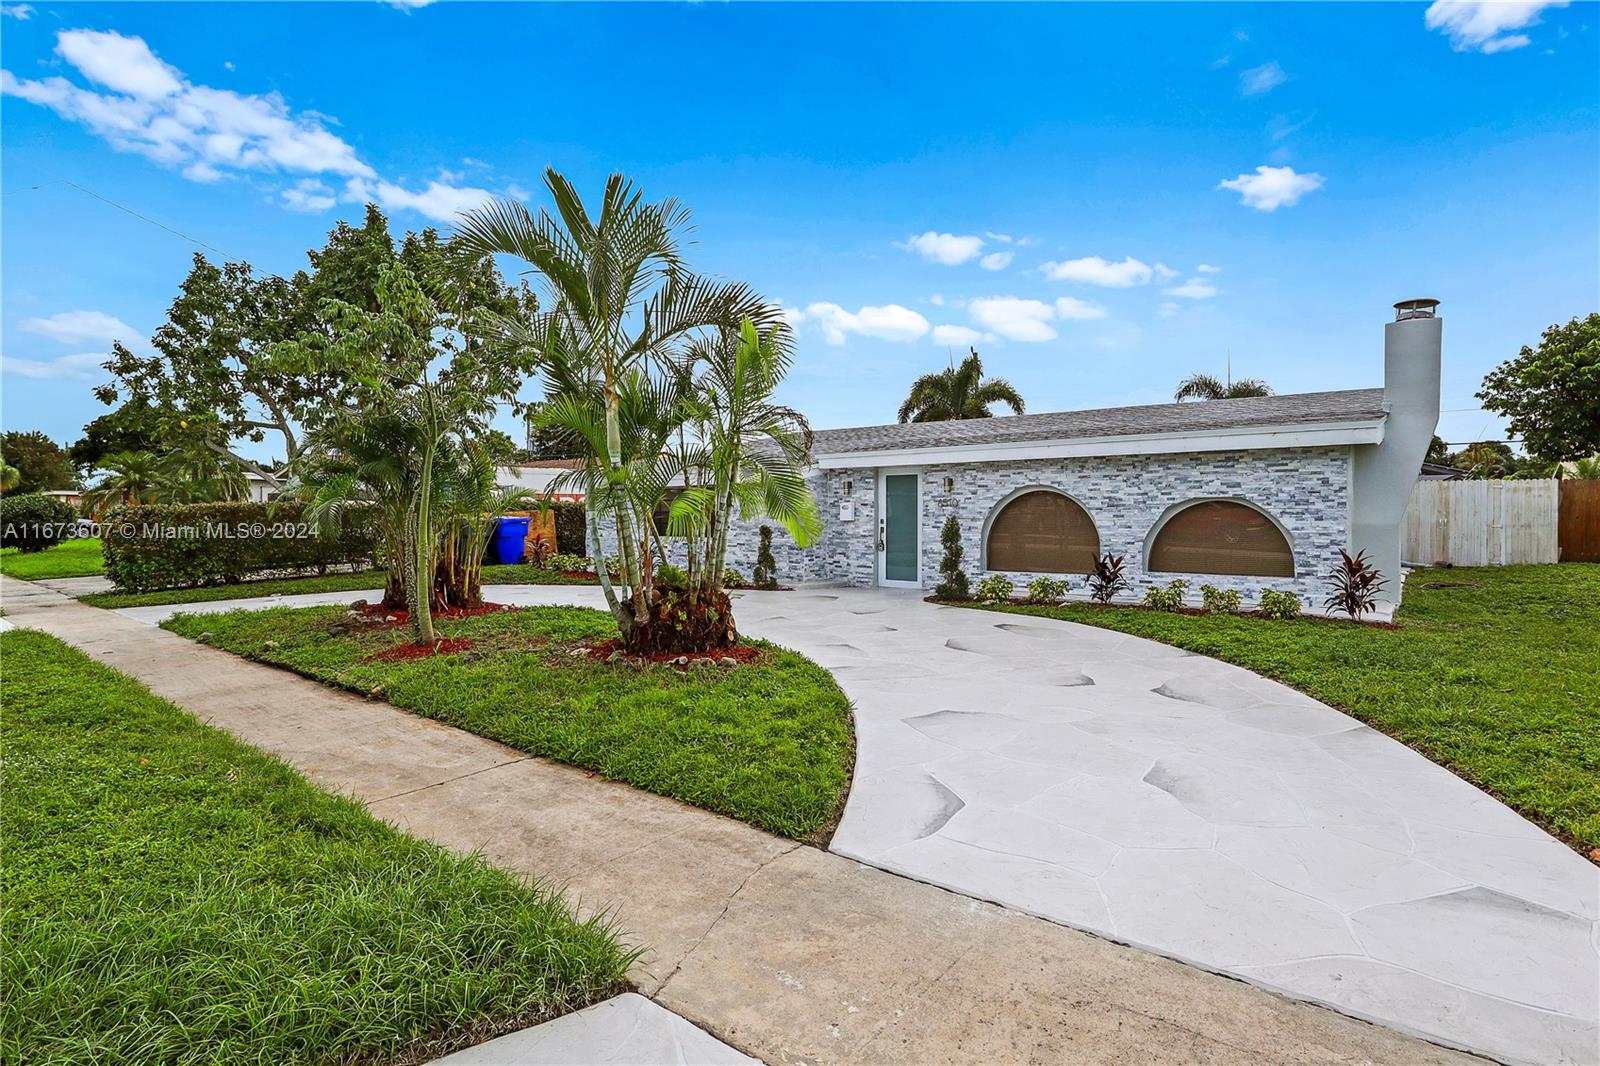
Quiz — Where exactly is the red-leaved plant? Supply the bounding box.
[1085,553,1131,605]
[1322,548,1387,619]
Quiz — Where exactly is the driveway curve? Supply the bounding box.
[117,584,1598,1065]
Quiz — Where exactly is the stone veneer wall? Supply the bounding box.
[592,448,1353,606]
[922,446,1351,607]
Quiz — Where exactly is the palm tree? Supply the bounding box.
[83,451,168,514]
[1565,457,1600,480]
[454,169,784,653]
[0,459,20,493]
[1173,372,1272,402]
[897,349,1024,423]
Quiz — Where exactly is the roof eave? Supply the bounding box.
[812,417,1387,469]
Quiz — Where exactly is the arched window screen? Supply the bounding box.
[1148,501,1294,577]
[986,490,1100,574]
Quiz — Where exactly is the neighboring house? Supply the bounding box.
[41,489,84,509]
[244,470,281,503]
[601,300,1442,616]
[497,460,586,502]
[1418,462,1465,481]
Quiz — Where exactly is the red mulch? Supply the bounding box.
[352,601,513,626]
[362,637,475,663]
[586,639,762,669]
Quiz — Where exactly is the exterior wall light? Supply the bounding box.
[842,479,853,497]
[942,476,956,493]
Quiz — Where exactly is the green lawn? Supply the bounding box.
[163,605,854,842]
[0,538,104,579]
[969,564,1600,854]
[0,629,632,1066]
[79,563,595,608]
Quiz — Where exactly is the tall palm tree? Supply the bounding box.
[454,169,784,651]
[897,349,1025,423]
[0,459,20,493]
[1173,372,1272,402]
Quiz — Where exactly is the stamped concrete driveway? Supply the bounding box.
[120,584,1598,1065]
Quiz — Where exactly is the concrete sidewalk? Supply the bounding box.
[0,575,1478,1065]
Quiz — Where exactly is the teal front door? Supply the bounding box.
[879,472,920,586]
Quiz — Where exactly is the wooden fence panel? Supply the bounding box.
[1402,480,1559,566]
[1559,480,1600,562]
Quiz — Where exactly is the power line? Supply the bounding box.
[5,179,245,262]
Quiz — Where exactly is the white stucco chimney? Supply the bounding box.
[1350,299,1443,611]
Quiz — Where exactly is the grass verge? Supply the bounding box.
[0,629,633,1065]
[163,605,855,842]
[967,564,1600,854]
[79,563,594,609]
[0,538,103,579]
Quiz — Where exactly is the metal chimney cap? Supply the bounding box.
[1394,298,1440,321]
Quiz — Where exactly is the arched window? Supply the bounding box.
[1147,500,1294,577]
[985,490,1100,574]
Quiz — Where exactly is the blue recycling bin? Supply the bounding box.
[492,516,531,565]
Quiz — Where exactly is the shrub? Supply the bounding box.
[1085,553,1131,604]
[100,501,377,592]
[542,551,592,573]
[1257,588,1302,620]
[1027,575,1069,604]
[724,567,746,587]
[1199,584,1242,614]
[1143,579,1190,611]
[934,515,970,600]
[655,562,688,589]
[551,501,587,554]
[0,493,77,553]
[752,525,778,590]
[975,574,1015,603]
[1322,548,1387,619]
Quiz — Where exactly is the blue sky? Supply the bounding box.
[3,1,1596,464]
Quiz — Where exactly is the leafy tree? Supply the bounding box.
[0,431,77,494]
[1174,372,1272,401]
[1425,435,1451,464]
[523,407,584,460]
[1477,313,1600,461]
[69,400,163,472]
[455,169,785,654]
[897,349,1024,423]
[1566,457,1600,480]
[95,204,537,487]
[1453,441,1515,479]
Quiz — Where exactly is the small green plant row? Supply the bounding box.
[972,571,1305,619]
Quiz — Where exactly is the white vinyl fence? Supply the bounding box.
[1402,479,1559,566]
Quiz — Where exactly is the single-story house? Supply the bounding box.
[497,460,586,502]
[609,300,1442,617]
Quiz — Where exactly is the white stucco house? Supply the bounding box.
[604,300,1442,617]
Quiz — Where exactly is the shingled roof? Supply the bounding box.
[811,388,1386,457]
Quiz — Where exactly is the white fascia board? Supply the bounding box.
[813,418,1386,469]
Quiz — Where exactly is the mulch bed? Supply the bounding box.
[362,637,475,663]
[586,639,762,670]
[928,595,1399,628]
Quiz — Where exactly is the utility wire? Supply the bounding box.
[5,179,245,262]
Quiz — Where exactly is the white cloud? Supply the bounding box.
[282,178,338,212]
[1055,297,1108,320]
[1240,61,1288,96]
[386,0,437,8]
[969,297,1059,342]
[1217,164,1324,211]
[1153,262,1178,280]
[931,324,985,347]
[900,231,985,266]
[506,183,531,201]
[1041,255,1154,287]
[804,302,930,345]
[1159,302,1181,318]
[979,251,1013,271]
[21,309,137,346]
[2,28,497,221]
[1164,277,1220,299]
[1196,263,1221,274]
[2,4,35,18]
[984,232,1013,244]
[1425,1,1567,53]
[1,352,107,380]
[928,293,946,306]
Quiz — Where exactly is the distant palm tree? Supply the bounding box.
[1565,457,1600,480]
[897,349,1025,423]
[83,451,168,513]
[0,459,19,493]
[1174,372,1272,402]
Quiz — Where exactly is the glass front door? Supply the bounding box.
[880,472,920,586]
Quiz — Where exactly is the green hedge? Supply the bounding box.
[102,501,379,592]
[551,501,587,554]
[1,494,78,553]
